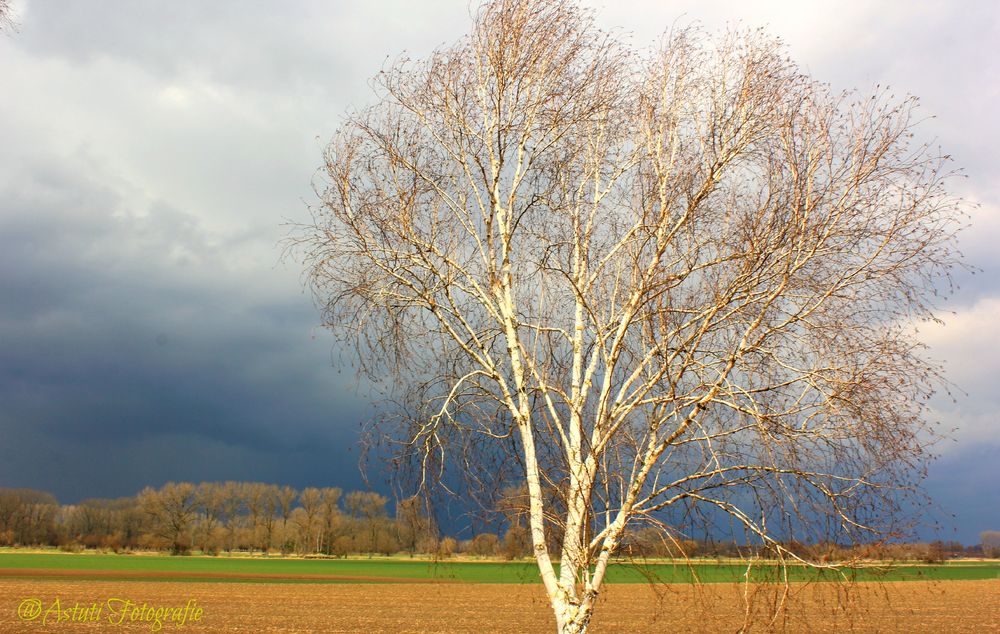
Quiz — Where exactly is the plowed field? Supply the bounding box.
[1,578,997,633]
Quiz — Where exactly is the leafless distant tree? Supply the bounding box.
[395,495,438,555]
[297,0,965,631]
[276,485,298,552]
[195,482,226,553]
[981,531,1000,558]
[138,483,198,554]
[344,490,388,555]
[318,486,343,553]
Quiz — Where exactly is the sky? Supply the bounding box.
[0,0,997,545]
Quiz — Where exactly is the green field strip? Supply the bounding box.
[0,553,996,584]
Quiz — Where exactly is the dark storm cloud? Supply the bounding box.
[926,444,1000,543]
[0,156,366,500]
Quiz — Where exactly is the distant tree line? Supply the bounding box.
[618,529,995,564]
[0,485,995,561]
[0,483,438,557]
[0,482,518,558]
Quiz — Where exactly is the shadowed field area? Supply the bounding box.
[0,578,997,632]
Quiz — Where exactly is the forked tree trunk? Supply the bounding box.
[554,604,594,634]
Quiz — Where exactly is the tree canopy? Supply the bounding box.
[298,1,965,631]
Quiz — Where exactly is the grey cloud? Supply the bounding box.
[0,154,365,502]
[925,443,1000,544]
[17,0,465,96]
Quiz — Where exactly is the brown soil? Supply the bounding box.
[0,579,996,633]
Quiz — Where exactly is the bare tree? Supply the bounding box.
[217,481,244,552]
[469,532,501,557]
[297,487,323,553]
[260,484,281,554]
[138,483,198,554]
[0,488,58,546]
[395,495,438,556]
[241,482,266,548]
[981,531,1000,558]
[0,0,15,34]
[195,482,226,554]
[276,485,298,553]
[344,490,388,556]
[297,0,965,631]
[318,486,343,554]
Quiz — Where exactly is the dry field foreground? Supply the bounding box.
[0,579,996,633]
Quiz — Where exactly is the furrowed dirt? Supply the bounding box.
[0,579,996,632]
